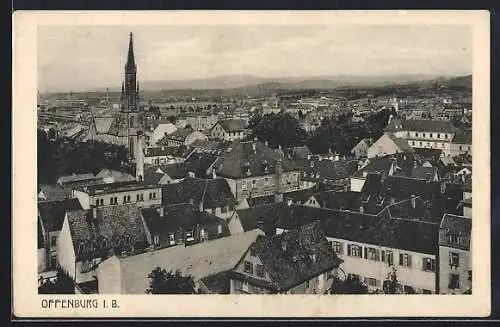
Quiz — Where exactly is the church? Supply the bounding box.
[85,32,145,162]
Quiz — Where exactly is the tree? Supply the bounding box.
[38,268,75,294]
[330,276,368,294]
[383,266,401,294]
[146,267,197,294]
[248,113,307,149]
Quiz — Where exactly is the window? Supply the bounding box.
[149,193,152,200]
[449,252,460,267]
[95,199,100,207]
[110,198,114,205]
[438,133,441,138]
[100,199,104,206]
[430,133,433,138]
[185,231,194,242]
[367,247,380,261]
[123,195,127,203]
[136,194,140,202]
[348,273,360,282]
[449,234,460,245]
[252,180,256,188]
[399,253,412,268]
[127,195,131,202]
[241,281,249,292]
[217,224,223,235]
[422,257,436,272]
[51,236,57,247]
[423,133,426,138]
[221,206,228,213]
[255,264,265,278]
[305,280,310,288]
[152,192,157,199]
[241,182,247,190]
[365,277,379,287]
[169,234,175,245]
[244,261,253,274]
[140,194,144,201]
[347,244,362,257]
[332,241,343,255]
[449,273,460,289]
[264,178,270,186]
[415,133,419,137]
[153,235,160,246]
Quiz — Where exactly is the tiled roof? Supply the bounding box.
[360,173,382,195]
[184,152,219,177]
[413,148,443,161]
[311,191,361,211]
[199,271,232,294]
[215,141,302,179]
[161,177,236,209]
[165,127,195,141]
[216,119,247,132]
[452,131,472,144]
[78,181,160,195]
[386,133,414,152]
[140,204,229,248]
[38,184,71,201]
[385,118,460,134]
[439,214,472,250]
[302,159,359,181]
[353,153,414,178]
[283,145,313,160]
[145,146,192,158]
[66,203,148,259]
[38,198,83,232]
[115,229,264,294]
[240,222,341,292]
[410,166,438,181]
[190,139,228,152]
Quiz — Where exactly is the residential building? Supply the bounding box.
[367,133,414,159]
[214,141,303,202]
[38,198,83,271]
[57,203,149,289]
[158,127,208,147]
[140,203,230,250]
[96,168,135,184]
[96,229,263,294]
[301,158,359,191]
[210,119,248,141]
[38,184,71,201]
[385,118,471,157]
[161,177,237,220]
[351,138,373,159]
[72,181,162,209]
[143,146,193,165]
[150,123,177,145]
[56,173,101,186]
[177,115,220,131]
[229,222,341,294]
[438,214,472,294]
[143,164,187,185]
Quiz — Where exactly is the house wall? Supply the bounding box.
[97,256,123,294]
[305,195,321,208]
[326,237,437,293]
[144,156,185,165]
[285,272,330,294]
[73,190,90,209]
[367,134,403,159]
[231,250,274,294]
[211,123,246,142]
[350,177,366,193]
[38,248,46,273]
[47,230,61,270]
[228,213,245,234]
[57,217,76,279]
[463,205,472,218]
[89,187,162,208]
[439,245,471,294]
[351,141,369,159]
[233,172,301,201]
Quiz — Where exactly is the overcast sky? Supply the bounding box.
[38,25,472,93]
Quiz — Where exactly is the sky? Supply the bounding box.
[38,25,472,93]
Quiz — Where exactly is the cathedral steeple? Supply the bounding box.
[121,32,138,112]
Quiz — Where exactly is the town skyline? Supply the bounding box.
[38,25,472,93]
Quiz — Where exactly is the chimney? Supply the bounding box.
[158,207,164,217]
[199,200,204,212]
[359,205,364,214]
[252,142,257,153]
[212,170,217,179]
[92,207,97,220]
[410,195,416,209]
[265,140,269,147]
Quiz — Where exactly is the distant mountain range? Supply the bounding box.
[90,74,472,93]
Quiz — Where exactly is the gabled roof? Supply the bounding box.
[240,222,341,292]
[161,178,236,209]
[38,198,83,232]
[189,139,227,152]
[184,152,219,177]
[215,141,302,179]
[410,166,438,181]
[311,191,361,211]
[38,184,71,201]
[92,117,115,134]
[386,133,414,153]
[215,119,247,132]
[140,204,229,248]
[145,146,192,158]
[66,203,148,259]
[160,163,189,180]
[283,145,313,160]
[360,173,383,195]
[439,214,472,250]
[302,159,359,181]
[385,119,459,134]
[452,131,472,144]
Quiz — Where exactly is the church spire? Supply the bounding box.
[126,32,136,71]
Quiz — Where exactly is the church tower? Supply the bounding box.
[121,32,139,112]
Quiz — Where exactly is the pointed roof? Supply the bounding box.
[125,32,136,70]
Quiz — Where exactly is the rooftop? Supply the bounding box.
[385,118,460,134]
[38,198,83,232]
[76,180,161,195]
[215,119,247,132]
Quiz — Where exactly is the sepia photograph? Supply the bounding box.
[13,10,490,317]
